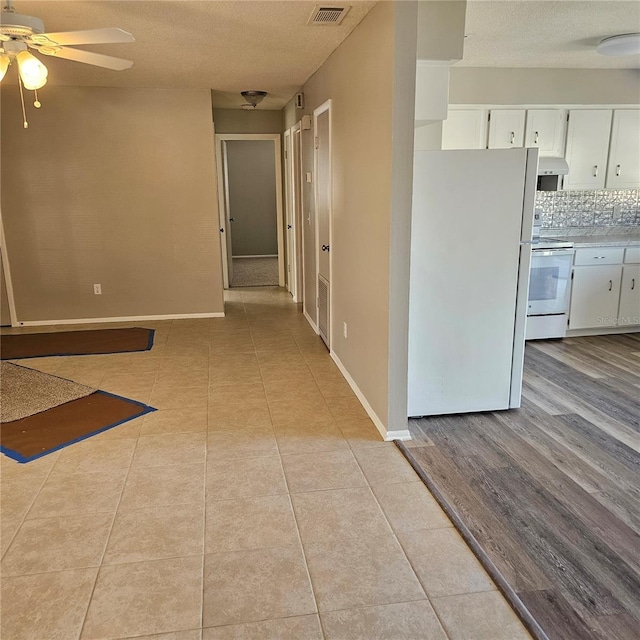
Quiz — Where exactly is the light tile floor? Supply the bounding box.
[0,287,532,640]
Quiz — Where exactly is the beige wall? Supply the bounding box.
[449,68,640,105]
[213,108,283,134]
[1,86,224,323]
[283,1,417,433]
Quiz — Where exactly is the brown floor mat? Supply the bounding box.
[1,391,155,463]
[0,327,154,360]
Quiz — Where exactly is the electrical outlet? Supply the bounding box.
[93,284,102,295]
[343,322,348,339]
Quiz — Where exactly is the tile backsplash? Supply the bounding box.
[536,189,640,229]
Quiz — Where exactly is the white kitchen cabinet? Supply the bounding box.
[563,110,612,190]
[618,265,640,326]
[569,264,622,329]
[524,109,567,157]
[606,110,640,189]
[488,110,525,149]
[442,110,488,149]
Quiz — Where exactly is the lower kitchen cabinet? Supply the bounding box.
[618,265,640,326]
[569,265,622,330]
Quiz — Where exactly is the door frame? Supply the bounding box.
[214,133,285,289]
[0,206,18,327]
[314,99,333,347]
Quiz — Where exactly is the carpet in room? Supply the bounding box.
[0,362,96,423]
[0,327,155,360]
[231,257,278,287]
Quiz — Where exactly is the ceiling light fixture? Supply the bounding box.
[16,49,47,88]
[2,39,46,126]
[596,33,640,56]
[241,90,267,109]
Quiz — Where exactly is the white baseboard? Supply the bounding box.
[330,351,411,442]
[566,326,640,338]
[15,312,225,327]
[303,310,319,334]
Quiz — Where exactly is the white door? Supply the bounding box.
[292,126,304,302]
[315,102,331,347]
[442,110,488,149]
[569,265,622,329]
[524,109,567,157]
[284,129,295,297]
[606,110,640,189]
[488,109,525,149]
[618,265,640,326]
[564,110,612,190]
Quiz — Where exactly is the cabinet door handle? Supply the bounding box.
[632,278,636,291]
[616,164,621,176]
[593,256,606,259]
[510,131,515,145]
[608,280,613,291]
[593,165,599,177]
[534,131,539,144]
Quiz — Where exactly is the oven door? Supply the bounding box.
[528,249,574,316]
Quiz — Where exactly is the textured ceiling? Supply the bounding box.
[6,1,375,108]
[461,0,640,69]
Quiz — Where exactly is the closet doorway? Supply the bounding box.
[215,134,284,288]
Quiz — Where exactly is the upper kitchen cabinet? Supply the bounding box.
[442,109,488,149]
[563,109,612,190]
[487,110,525,149]
[606,110,640,189]
[524,109,567,157]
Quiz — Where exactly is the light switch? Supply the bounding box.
[306,172,312,183]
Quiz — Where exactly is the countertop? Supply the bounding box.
[541,228,640,248]
[557,236,640,248]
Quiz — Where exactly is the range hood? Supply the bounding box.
[538,157,569,176]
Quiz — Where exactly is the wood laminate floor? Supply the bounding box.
[403,333,640,640]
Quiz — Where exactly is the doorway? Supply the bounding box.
[215,134,285,289]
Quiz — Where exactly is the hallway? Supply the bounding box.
[1,288,529,640]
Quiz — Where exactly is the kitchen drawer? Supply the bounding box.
[624,247,640,264]
[574,247,624,266]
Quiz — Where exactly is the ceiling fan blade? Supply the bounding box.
[29,28,134,47]
[38,46,133,70]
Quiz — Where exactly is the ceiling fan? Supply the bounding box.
[0,0,135,126]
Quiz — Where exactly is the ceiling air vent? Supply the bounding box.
[308,5,350,26]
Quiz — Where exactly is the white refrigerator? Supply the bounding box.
[407,148,538,417]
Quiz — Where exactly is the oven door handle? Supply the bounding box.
[531,249,575,257]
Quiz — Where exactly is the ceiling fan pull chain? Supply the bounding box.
[33,88,41,109]
[17,75,28,129]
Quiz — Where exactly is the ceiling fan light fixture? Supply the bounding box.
[16,49,47,89]
[596,33,640,56]
[0,51,9,81]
